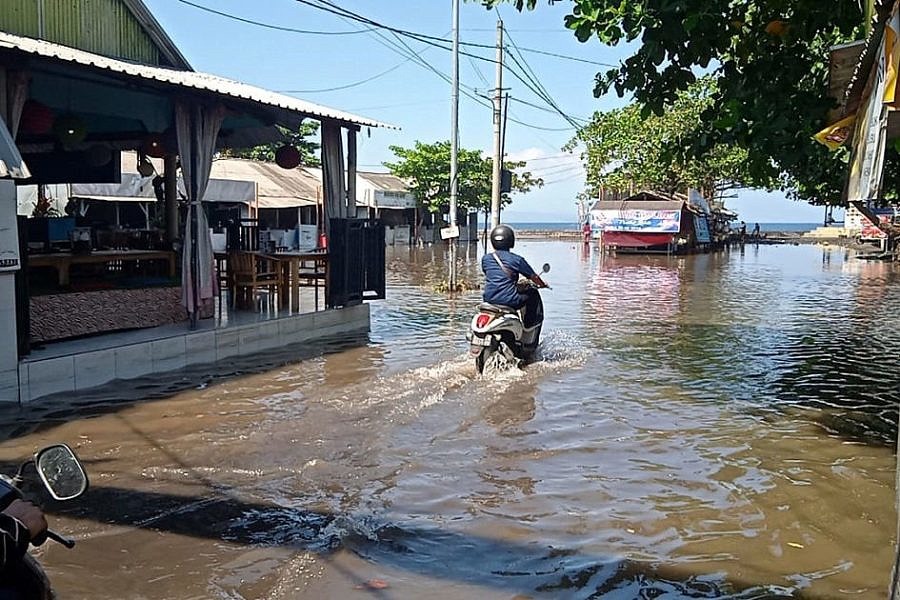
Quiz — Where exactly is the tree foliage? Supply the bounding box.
[483,0,869,205]
[383,140,542,213]
[570,78,765,200]
[223,120,321,167]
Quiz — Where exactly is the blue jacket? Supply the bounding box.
[481,250,536,308]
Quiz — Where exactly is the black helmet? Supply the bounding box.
[490,224,515,250]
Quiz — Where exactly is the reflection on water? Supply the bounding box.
[0,242,898,599]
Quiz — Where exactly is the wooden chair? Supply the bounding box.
[296,256,327,310]
[228,252,281,309]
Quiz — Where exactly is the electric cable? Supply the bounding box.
[295,0,617,67]
[501,18,585,128]
[177,0,598,129]
[278,58,415,93]
[174,0,375,35]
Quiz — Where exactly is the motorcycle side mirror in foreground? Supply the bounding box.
[35,445,88,501]
[541,263,550,274]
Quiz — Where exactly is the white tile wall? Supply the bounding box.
[115,344,153,380]
[74,349,117,391]
[185,331,217,365]
[0,369,19,403]
[28,356,75,399]
[150,337,187,372]
[215,328,241,360]
[20,306,371,401]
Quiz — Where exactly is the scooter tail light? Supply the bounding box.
[475,313,492,328]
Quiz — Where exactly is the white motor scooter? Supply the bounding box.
[467,263,550,374]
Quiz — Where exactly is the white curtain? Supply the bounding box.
[321,122,345,236]
[176,101,225,323]
[0,70,30,179]
[7,71,29,139]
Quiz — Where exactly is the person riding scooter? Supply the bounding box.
[0,500,46,576]
[482,224,548,327]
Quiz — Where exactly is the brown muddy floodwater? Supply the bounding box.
[1,241,899,599]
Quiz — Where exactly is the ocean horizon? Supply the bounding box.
[503,221,822,233]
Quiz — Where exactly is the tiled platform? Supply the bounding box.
[10,298,370,403]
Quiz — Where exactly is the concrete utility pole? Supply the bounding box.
[448,0,460,290]
[490,19,504,229]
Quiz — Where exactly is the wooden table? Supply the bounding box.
[265,251,328,312]
[29,250,177,286]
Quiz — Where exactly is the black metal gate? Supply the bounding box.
[328,219,385,308]
[15,216,30,358]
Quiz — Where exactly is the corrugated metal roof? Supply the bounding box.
[0,31,394,129]
[210,158,321,207]
[358,171,410,192]
[121,0,192,69]
[72,169,256,204]
[591,200,685,212]
[591,190,689,212]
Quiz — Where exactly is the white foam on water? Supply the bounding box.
[316,329,593,421]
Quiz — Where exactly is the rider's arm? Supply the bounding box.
[0,500,46,572]
[529,274,548,288]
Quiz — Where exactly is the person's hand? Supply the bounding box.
[3,500,47,540]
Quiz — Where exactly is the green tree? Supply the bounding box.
[482,0,869,205]
[570,78,766,201]
[383,140,542,216]
[223,120,321,166]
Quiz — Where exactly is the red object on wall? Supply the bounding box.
[18,100,54,135]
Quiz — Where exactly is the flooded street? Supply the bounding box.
[2,241,899,599]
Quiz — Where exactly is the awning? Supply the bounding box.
[211,159,320,208]
[70,173,255,204]
[0,116,29,179]
[257,197,316,209]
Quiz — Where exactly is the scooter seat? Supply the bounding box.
[478,302,519,314]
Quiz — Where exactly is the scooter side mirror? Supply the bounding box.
[541,263,550,274]
[35,445,88,501]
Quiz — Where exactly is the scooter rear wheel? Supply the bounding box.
[475,348,493,374]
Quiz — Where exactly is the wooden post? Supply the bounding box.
[164,154,178,244]
[347,127,358,219]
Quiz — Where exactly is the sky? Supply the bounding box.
[142,0,828,224]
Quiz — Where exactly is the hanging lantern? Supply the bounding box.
[142,133,166,158]
[18,100,54,136]
[275,145,302,169]
[84,144,112,167]
[53,113,88,146]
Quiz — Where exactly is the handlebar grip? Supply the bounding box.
[32,529,75,549]
[30,530,47,547]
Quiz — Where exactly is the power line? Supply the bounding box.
[529,163,584,176]
[344,99,446,112]
[298,0,576,133]
[501,18,584,128]
[508,96,587,122]
[294,0,617,67]
[542,171,586,185]
[514,152,577,162]
[174,0,375,35]
[277,56,415,93]
[178,0,600,129]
